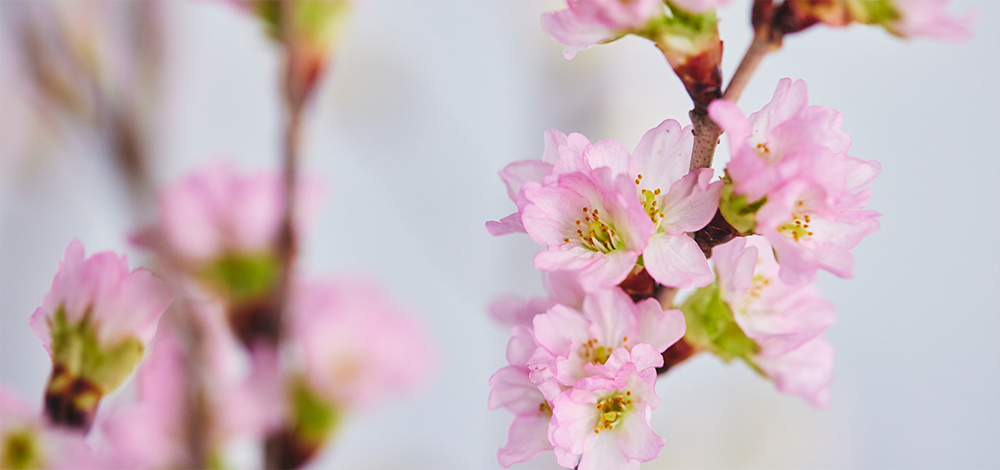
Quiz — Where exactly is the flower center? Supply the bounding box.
[633,174,666,225]
[777,210,814,243]
[578,336,629,365]
[756,142,780,164]
[565,207,625,253]
[593,391,634,434]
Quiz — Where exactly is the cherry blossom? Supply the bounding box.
[288,278,436,409]
[549,347,665,470]
[710,78,880,284]
[543,0,664,59]
[529,288,684,386]
[0,387,99,469]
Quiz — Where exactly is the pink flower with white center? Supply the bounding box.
[530,288,684,386]
[1,387,99,470]
[289,278,437,409]
[550,346,665,470]
[138,160,323,263]
[543,0,665,59]
[489,326,557,467]
[522,169,656,292]
[884,0,975,42]
[756,335,835,408]
[30,240,172,355]
[489,271,586,328]
[713,236,835,357]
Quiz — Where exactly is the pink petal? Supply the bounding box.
[643,233,713,289]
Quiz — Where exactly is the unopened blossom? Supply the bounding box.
[550,346,665,470]
[1,387,99,469]
[289,278,436,410]
[529,288,684,386]
[709,78,880,284]
[543,0,664,59]
[29,240,172,430]
[489,326,556,467]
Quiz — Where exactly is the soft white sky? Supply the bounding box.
[1,1,997,468]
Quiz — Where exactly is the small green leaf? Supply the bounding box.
[679,283,761,368]
[292,381,339,445]
[202,253,280,301]
[718,177,764,235]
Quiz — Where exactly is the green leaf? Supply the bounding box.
[202,253,280,302]
[291,381,339,445]
[679,283,761,369]
[718,177,764,235]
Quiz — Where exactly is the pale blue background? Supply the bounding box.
[1,0,997,468]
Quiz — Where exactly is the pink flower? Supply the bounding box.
[0,387,99,469]
[488,326,557,467]
[522,169,655,292]
[30,239,172,361]
[710,78,856,202]
[530,288,684,386]
[756,335,835,408]
[713,236,835,358]
[543,0,665,59]
[550,347,665,470]
[710,79,880,284]
[754,178,880,284]
[516,120,720,291]
[884,0,975,42]
[712,236,836,407]
[288,278,437,409]
[626,120,721,288]
[139,160,323,262]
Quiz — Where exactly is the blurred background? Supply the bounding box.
[1,0,997,468]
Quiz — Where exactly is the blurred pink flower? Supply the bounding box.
[289,278,437,409]
[756,335,835,408]
[140,160,323,262]
[543,0,664,59]
[891,0,975,41]
[30,239,172,355]
[0,387,99,469]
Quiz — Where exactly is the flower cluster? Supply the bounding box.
[489,284,684,468]
[488,75,882,467]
